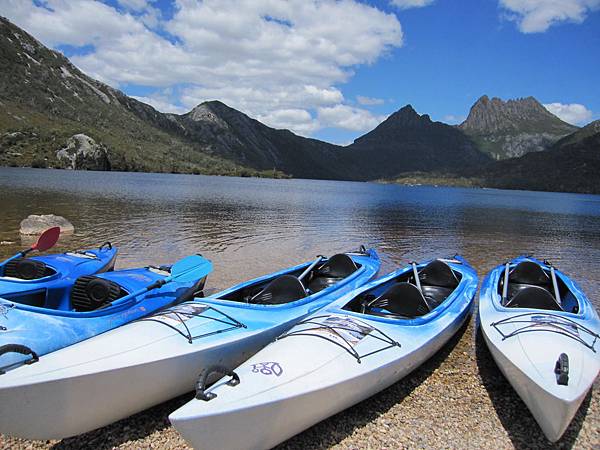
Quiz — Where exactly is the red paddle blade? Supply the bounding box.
[32,227,61,251]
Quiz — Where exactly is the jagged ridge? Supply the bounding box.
[459,95,577,160]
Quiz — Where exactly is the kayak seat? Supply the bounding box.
[3,258,54,280]
[420,285,454,309]
[416,260,459,307]
[366,282,430,318]
[418,260,459,289]
[505,261,557,308]
[250,275,307,305]
[315,254,358,278]
[70,276,124,312]
[307,276,340,293]
[307,254,358,293]
[509,261,550,286]
[505,285,561,311]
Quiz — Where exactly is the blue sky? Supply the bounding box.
[4,0,600,144]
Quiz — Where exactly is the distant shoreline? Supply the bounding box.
[2,165,599,197]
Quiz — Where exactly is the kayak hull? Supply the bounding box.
[170,256,477,450]
[482,329,588,442]
[479,256,600,442]
[0,324,270,439]
[0,249,379,439]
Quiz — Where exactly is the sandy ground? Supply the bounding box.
[1,316,598,450]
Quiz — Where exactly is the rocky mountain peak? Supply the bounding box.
[186,102,230,128]
[457,95,578,160]
[366,104,431,132]
[459,95,573,133]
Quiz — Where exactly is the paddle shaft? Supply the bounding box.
[0,249,35,269]
[0,227,61,269]
[107,255,211,306]
[113,278,169,305]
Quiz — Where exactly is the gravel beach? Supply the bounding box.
[1,314,598,450]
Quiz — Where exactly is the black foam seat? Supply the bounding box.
[250,275,307,305]
[505,261,557,308]
[3,258,51,280]
[367,282,430,318]
[505,285,561,311]
[414,260,459,308]
[316,254,358,278]
[307,276,339,293]
[509,261,550,286]
[418,260,459,289]
[307,254,358,293]
[420,285,454,309]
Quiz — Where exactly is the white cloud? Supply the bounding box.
[257,109,320,135]
[317,105,385,132]
[443,114,466,124]
[390,0,435,9]
[543,102,593,125]
[117,0,150,12]
[0,0,402,137]
[356,95,385,106]
[131,95,187,114]
[500,0,600,33]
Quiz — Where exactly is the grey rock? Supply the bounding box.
[56,134,110,170]
[20,214,74,235]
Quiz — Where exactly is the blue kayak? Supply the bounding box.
[0,242,117,300]
[0,248,379,439]
[0,254,212,373]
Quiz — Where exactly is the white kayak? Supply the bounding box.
[170,256,478,450]
[0,249,379,439]
[479,256,600,442]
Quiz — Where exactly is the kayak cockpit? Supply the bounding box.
[343,259,461,319]
[498,260,579,313]
[2,274,130,311]
[218,253,360,305]
[0,265,186,314]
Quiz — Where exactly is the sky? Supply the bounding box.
[1,0,599,144]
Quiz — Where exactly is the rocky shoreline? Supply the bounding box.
[1,315,597,450]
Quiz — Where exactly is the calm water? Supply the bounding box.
[1,167,599,307]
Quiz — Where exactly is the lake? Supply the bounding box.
[1,167,599,307]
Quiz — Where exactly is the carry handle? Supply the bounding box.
[555,353,569,386]
[0,344,39,374]
[195,365,240,401]
[99,242,113,251]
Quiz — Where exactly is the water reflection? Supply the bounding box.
[1,167,599,305]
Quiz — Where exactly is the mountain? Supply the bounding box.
[1,17,597,194]
[345,105,491,180]
[459,95,577,160]
[0,16,348,178]
[0,16,263,176]
[0,16,482,181]
[173,101,350,179]
[552,119,600,148]
[474,122,600,194]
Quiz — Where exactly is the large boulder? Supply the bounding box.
[20,214,74,235]
[56,134,111,170]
